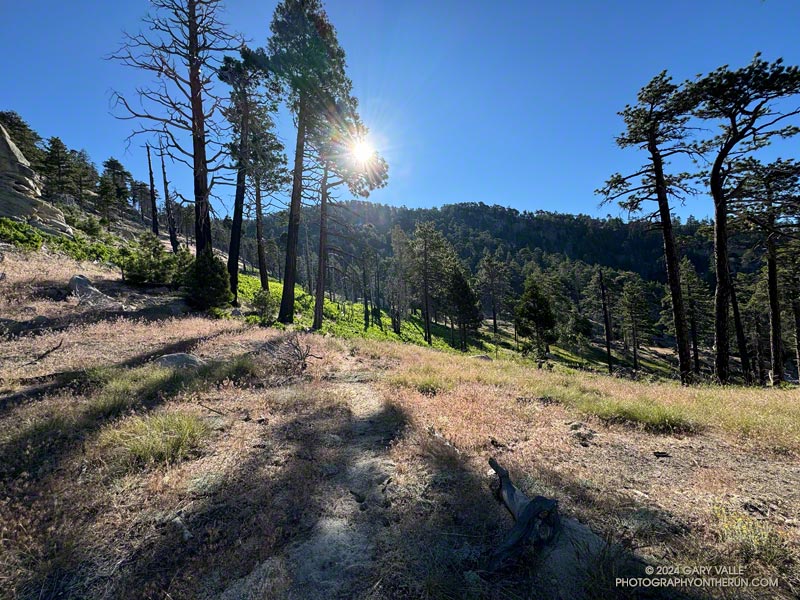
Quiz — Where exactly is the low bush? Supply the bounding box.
[252,288,279,325]
[48,233,116,263]
[119,232,190,286]
[0,217,43,251]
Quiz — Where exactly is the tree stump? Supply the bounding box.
[487,457,560,571]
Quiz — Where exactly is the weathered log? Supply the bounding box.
[487,457,560,571]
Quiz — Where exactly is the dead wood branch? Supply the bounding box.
[487,457,560,571]
[24,338,64,366]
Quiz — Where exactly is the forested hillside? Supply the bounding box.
[3,1,800,598]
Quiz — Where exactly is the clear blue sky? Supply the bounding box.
[2,0,800,220]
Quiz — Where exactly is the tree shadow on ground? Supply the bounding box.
[13,369,716,600]
[0,340,254,481]
[18,383,407,599]
[0,322,245,418]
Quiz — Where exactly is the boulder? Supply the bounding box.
[68,274,119,308]
[153,353,206,369]
[0,123,72,236]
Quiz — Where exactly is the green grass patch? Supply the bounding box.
[237,273,503,356]
[99,412,208,471]
[388,365,455,396]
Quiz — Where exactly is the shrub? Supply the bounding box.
[0,217,43,251]
[252,288,279,324]
[48,233,116,263]
[712,505,787,565]
[121,233,174,285]
[185,249,233,309]
[207,306,229,320]
[77,215,103,237]
[118,233,193,286]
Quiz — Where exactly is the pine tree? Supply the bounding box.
[41,137,73,197]
[515,276,557,359]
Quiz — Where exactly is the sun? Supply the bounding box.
[351,139,374,164]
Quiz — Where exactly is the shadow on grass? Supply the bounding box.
[0,352,257,481]
[19,387,408,599]
[0,324,247,417]
[11,362,715,600]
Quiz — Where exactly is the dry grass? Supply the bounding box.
[380,342,800,453]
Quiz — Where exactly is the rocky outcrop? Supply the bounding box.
[0,123,72,236]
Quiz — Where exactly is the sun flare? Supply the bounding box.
[351,139,374,163]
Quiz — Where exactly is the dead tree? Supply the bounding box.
[109,0,240,253]
[146,144,159,235]
[160,147,181,253]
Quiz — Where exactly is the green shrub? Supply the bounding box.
[207,306,229,320]
[77,215,103,237]
[47,233,116,263]
[252,288,279,324]
[0,217,43,251]
[121,233,174,285]
[185,249,233,309]
[118,233,193,286]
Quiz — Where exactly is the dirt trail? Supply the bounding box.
[220,382,398,600]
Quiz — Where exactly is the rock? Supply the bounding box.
[68,274,119,308]
[153,353,206,369]
[471,354,492,361]
[230,308,243,317]
[170,516,193,541]
[0,124,73,237]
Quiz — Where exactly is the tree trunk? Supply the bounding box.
[303,223,313,295]
[146,144,159,235]
[688,288,700,375]
[187,0,212,253]
[754,318,766,385]
[491,298,498,336]
[227,94,249,304]
[374,259,383,330]
[160,152,180,253]
[362,262,370,332]
[729,272,752,384]
[312,168,328,331]
[278,92,306,323]
[649,136,691,383]
[422,237,432,345]
[254,178,269,291]
[599,270,613,375]
[793,299,800,380]
[766,234,783,384]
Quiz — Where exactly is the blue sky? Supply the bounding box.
[2,0,800,220]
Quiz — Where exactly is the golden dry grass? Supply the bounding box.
[377,340,800,454]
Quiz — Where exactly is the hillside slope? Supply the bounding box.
[0,248,797,599]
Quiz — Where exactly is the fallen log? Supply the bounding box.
[487,457,560,571]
